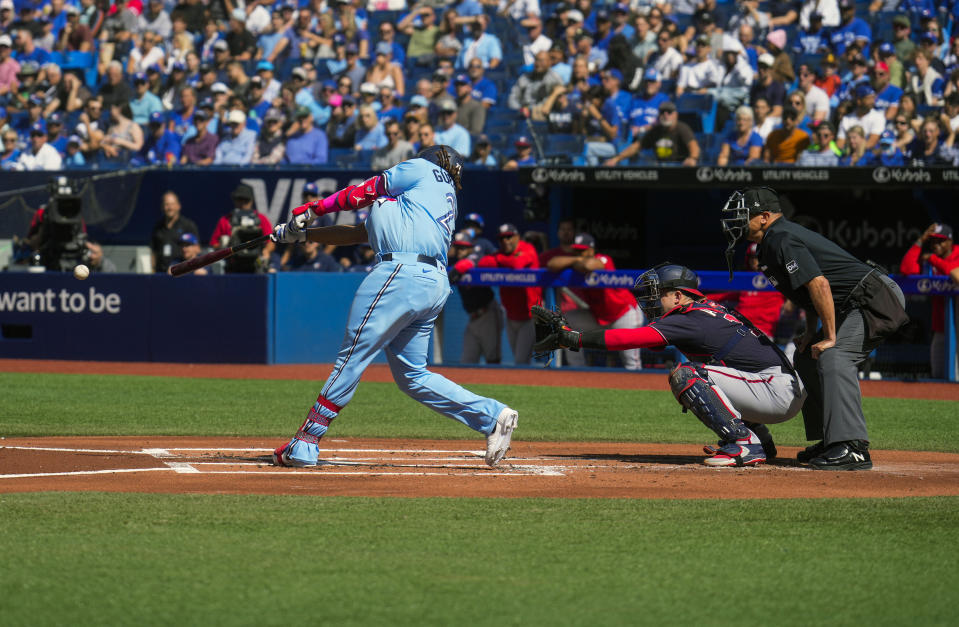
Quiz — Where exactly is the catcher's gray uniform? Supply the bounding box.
[696,363,805,425]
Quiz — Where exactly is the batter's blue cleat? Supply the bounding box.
[703,438,766,467]
[272,438,319,467]
[485,407,518,467]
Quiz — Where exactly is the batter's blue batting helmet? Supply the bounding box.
[416,144,464,188]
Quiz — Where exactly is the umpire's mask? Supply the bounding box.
[721,186,780,281]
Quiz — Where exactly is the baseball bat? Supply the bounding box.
[168,234,271,277]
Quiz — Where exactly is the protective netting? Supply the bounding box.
[0,167,151,240]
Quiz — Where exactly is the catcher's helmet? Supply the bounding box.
[416,144,464,183]
[721,186,780,280]
[633,263,703,319]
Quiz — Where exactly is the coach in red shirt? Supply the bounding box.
[900,223,959,378]
[478,223,543,364]
[542,232,645,369]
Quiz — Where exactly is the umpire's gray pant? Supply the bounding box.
[794,276,905,444]
[461,302,504,364]
[506,318,535,365]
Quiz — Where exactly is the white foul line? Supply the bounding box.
[0,467,172,479]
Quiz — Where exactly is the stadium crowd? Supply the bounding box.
[0,0,958,170]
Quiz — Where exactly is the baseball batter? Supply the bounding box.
[533,264,807,467]
[270,145,518,467]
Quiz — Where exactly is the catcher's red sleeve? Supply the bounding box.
[603,326,668,351]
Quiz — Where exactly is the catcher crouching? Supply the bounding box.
[532,264,807,467]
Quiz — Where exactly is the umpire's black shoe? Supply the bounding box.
[809,440,873,471]
[796,440,826,463]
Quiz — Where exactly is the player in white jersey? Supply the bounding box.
[270,145,518,467]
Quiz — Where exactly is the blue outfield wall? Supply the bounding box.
[271,272,374,364]
[0,273,272,363]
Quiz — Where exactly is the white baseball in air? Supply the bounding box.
[73,264,90,280]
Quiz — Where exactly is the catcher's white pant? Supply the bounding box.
[461,302,504,364]
[506,318,535,364]
[563,306,644,370]
[703,364,807,424]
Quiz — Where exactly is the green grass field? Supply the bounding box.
[2,372,958,625]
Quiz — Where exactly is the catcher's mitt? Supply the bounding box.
[531,305,582,354]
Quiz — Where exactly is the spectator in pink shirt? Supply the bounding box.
[0,34,19,98]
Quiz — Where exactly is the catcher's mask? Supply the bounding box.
[721,186,780,280]
[633,263,703,319]
[416,144,464,190]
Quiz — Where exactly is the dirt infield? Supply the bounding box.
[3,360,958,499]
[2,436,959,499]
[4,359,959,400]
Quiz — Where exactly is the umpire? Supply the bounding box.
[721,187,908,470]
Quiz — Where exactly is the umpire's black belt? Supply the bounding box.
[380,253,439,267]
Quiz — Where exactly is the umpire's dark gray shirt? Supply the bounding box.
[756,217,872,311]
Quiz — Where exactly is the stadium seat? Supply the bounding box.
[545,134,585,161]
[485,119,518,135]
[329,147,355,167]
[695,133,721,163]
[61,50,96,89]
[676,92,717,133]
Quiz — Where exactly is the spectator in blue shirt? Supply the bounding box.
[285,106,329,164]
[574,30,609,72]
[354,104,388,151]
[62,135,86,168]
[839,125,877,166]
[593,9,615,50]
[45,113,67,154]
[629,68,669,138]
[214,109,256,164]
[717,105,763,165]
[137,111,182,165]
[466,57,497,108]
[130,72,164,125]
[433,100,471,157]
[610,3,636,42]
[793,11,829,56]
[457,14,503,69]
[873,60,902,122]
[12,29,50,66]
[0,128,20,169]
[502,135,537,170]
[377,87,405,122]
[374,20,405,67]
[827,0,872,56]
[600,68,632,139]
[875,129,906,166]
[835,54,870,109]
[469,134,499,167]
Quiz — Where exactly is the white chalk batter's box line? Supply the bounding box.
[0,446,568,479]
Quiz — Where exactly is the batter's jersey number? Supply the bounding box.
[438,192,456,237]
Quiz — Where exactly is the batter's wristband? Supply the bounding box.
[581,329,607,350]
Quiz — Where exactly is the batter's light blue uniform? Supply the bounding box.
[288,158,507,462]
